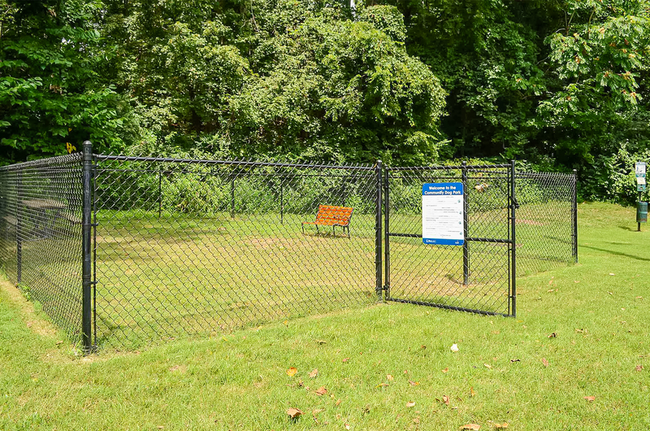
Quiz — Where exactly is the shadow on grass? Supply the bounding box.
[581,244,650,262]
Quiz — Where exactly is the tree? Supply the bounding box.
[0,0,124,164]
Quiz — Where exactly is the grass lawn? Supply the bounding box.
[1,202,648,430]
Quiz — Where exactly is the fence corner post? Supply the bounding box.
[375,160,383,301]
[82,140,94,353]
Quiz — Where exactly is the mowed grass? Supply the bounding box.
[1,202,649,430]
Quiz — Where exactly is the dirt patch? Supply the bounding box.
[0,280,59,338]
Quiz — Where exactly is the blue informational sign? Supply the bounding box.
[422,182,465,245]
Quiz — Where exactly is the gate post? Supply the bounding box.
[462,162,469,285]
[82,141,94,353]
[375,160,383,300]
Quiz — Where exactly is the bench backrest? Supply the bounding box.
[314,205,353,226]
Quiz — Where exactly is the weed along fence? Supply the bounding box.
[0,142,577,351]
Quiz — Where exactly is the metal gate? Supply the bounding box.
[383,162,517,316]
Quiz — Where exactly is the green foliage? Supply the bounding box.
[0,0,125,163]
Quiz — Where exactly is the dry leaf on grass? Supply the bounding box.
[541,358,549,367]
[584,396,595,402]
[286,367,297,377]
[342,358,350,363]
[287,408,303,419]
[470,387,476,397]
[315,387,327,396]
[309,369,319,378]
[406,401,416,408]
[409,380,419,386]
[443,395,450,406]
[451,344,459,352]
[548,332,557,338]
[635,365,644,372]
[460,424,481,430]
[387,374,394,381]
[442,367,449,373]
[484,364,492,369]
[494,423,509,429]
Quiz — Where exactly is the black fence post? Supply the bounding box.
[158,168,163,218]
[462,161,469,285]
[572,169,578,262]
[16,168,22,284]
[82,141,94,353]
[230,175,235,219]
[510,160,517,317]
[375,160,383,301]
[280,180,284,224]
[383,167,390,300]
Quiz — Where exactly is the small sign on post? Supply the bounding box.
[636,162,646,192]
[422,182,464,245]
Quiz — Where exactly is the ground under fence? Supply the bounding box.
[0,142,577,351]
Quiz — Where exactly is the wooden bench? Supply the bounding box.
[302,205,353,238]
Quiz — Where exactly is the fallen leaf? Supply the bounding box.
[315,339,327,345]
[494,423,509,429]
[409,380,419,386]
[342,358,349,363]
[442,395,450,406]
[406,401,416,408]
[609,273,615,276]
[413,417,421,424]
[309,369,319,378]
[377,382,388,388]
[450,344,459,352]
[421,345,427,349]
[315,387,327,396]
[484,364,492,369]
[636,296,643,299]
[287,367,298,377]
[584,396,595,402]
[335,399,341,406]
[387,374,394,381]
[635,365,643,372]
[442,367,449,373]
[548,332,557,338]
[470,387,476,397]
[510,359,520,363]
[345,424,351,430]
[460,424,481,430]
[541,358,549,367]
[312,409,324,415]
[287,408,303,419]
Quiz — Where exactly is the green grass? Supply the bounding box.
[1,201,649,430]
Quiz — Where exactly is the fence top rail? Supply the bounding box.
[0,153,82,172]
[94,154,375,171]
[387,163,511,171]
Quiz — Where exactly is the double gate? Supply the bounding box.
[381,163,516,317]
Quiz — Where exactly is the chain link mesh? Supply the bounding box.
[92,156,379,348]
[0,154,84,343]
[385,164,514,316]
[515,172,577,275]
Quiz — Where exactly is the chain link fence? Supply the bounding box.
[0,154,84,343]
[515,172,577,275]
[0,143,577,350]
[92,155,380,348]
